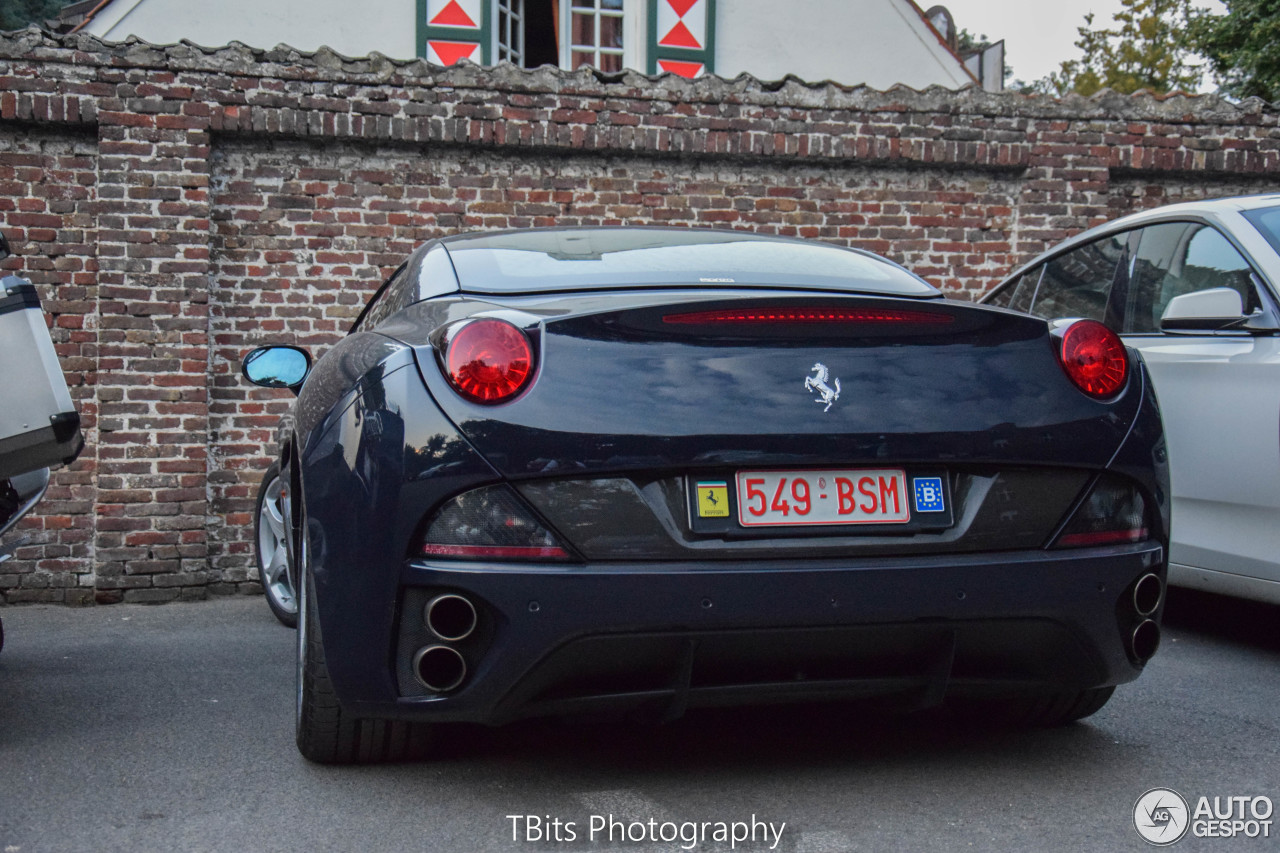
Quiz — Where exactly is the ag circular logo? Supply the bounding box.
[1134,788,1191,845]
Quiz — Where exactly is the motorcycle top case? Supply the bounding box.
[0,275,82,478]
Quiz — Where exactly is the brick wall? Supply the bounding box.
[1,28,1278,603]
[0,124,97,604]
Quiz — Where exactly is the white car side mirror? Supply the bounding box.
[1160,287,1245,332]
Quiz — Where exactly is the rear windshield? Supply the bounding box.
[442,229,939,297]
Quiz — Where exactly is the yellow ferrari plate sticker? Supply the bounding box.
[696,481,730,518]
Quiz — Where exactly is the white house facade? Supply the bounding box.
[69,0,983,90]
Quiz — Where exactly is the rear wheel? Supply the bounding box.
[951,686,1115,728]
[294,522,433,764]
[254,462,297,628]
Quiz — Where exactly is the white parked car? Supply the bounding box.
[982,194,1280,606]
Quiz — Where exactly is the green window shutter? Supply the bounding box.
[419,0,492,66]
[647,0,715,77]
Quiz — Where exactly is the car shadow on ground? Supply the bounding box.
[1161,586,1280,652]
[420,698,1118,778]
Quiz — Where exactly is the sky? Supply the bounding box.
[938,0,1227,86]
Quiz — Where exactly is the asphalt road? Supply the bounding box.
[0,589,1277,853]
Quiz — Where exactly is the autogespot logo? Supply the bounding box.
[1134,788,1191,846]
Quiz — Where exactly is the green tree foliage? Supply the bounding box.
[955,28,987,55]
[0,0,65,31]
[1045,0,1202,96]
[1187,0,1280,102]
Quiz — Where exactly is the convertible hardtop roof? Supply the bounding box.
[435,226,941,297]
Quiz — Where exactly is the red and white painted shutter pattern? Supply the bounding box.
[425,0,484,66]
[651,0,713,78]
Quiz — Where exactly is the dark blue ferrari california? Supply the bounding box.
[242,228,1169,764]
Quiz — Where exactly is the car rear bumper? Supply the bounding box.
[331,543,1165,724]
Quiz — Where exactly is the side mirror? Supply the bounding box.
[0,231,10,261]
[1160,288,1245,333]
[242,345,311,391]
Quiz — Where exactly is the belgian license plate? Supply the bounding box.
[736,468,911,527]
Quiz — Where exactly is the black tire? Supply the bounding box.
[295,530,433,764]
[254,462,298,628]
[951,686,1115,728]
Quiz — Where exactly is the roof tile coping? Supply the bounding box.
[0,25,1272,122]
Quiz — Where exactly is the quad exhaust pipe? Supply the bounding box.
[1126,573,1163,663]
[1132,573,1162,617]
[1131,619,1161,662]
[413,644,467,693]
[424,593,477,642]
[413,593,478,692]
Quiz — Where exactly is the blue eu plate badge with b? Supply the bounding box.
[912,477,945,513]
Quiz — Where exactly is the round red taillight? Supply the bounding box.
[445,319,534,404]
[1058,320,1128,398]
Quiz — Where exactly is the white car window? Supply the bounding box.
[1124,223,1256,333]
[1028,232,1128,325]
[984,266,1040,311]
[1243,204,1280,256]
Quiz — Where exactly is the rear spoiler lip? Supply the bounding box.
[457,282,948,300]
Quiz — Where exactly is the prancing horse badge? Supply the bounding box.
[805,363,841,412]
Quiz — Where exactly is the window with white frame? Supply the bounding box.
[495,0,525,64]
[566,0,625,72]
[423,0,656,74]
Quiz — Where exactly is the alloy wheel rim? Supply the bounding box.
[257,473,298,615]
